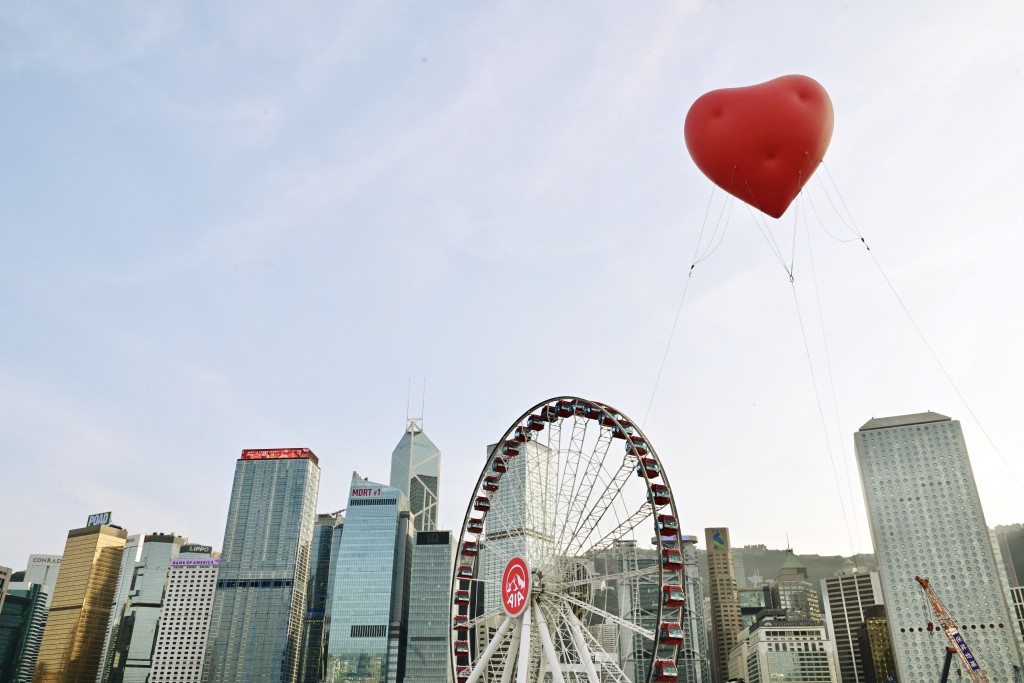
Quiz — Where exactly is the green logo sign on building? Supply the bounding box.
[86,511,112,527]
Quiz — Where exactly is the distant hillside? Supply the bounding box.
[695,545,877,601]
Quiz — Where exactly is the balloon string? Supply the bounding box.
[810,157,1024,497]
[802,192,864,555]
[642,175,734,428]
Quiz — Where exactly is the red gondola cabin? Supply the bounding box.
[454,641,470,656]
[474,496,490,512]
[457,565,474,579]
[629,435,649,456]
[455,590,470,606]
[662,585,685,608]
[453,616,469,631]
[462,541,478,557]
[502,441,520,457]
[662,548,683,570]
[648,484,670,506]
[658,623,684,646]
[492,457,507,474]
[467,518,484,534]
[483,475,499,492]
[636,457,660,479]
[653,660,678,682]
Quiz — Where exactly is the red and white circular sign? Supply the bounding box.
[501,557,530,617]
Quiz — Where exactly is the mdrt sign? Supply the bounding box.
[86,511,112,527]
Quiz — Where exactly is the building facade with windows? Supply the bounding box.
[855,412,1024,682]
[741,616,839,683]
[33,523,128,682]
[821,571,883,683]
[680,535,711,683]
[149,548,219,683]
[705,528,742,683]
[0,581,49,682]
[204,448,321,683]
[390,420,442,534]
[301,512,344,683]
[325,474,412,683]
[101,533,186,683]
[406,530,454,683]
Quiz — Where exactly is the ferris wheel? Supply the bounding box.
[450,396,684,683]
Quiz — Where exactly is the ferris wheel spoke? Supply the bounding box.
[574,502,655,559]
[464,606,508,631]
[552,593,656,641]
[533,600,567,683]
[555,421,615,556]
[573,615,634,683]
[465,615,516,683]
[546,563,660,591]
[498,613,523,683]
[560,457,637,558]
[563,605,601,683]
[515,604,533,683]
[551,416,590,559]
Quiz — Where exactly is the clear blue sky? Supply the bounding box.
[3,3,1023,570]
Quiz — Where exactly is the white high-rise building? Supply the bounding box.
[150,546,220,683]
[23,556,61,610]
[97,533,143,683]
[855,412,1024,682]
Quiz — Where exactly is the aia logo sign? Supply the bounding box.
[501,557,530,617]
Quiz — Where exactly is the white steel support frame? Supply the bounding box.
[451,397,683,683]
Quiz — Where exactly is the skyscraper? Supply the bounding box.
[390,419,442,533]
[33,521,128,682]
[0,581,49,682]
[406,530,454,683]
[821,570,883,683]
[205,447,321,683]
[737,613,840,682]
[102,533,186,683]
[704,528,742,683]
[23,557,61,609]
[149,545,219,683]
[301,512,343,683]
[679,535,711,683]
[855,412,1024,681]
[325,473,413,683]
[97,534,143,683]
[771,550,821,622]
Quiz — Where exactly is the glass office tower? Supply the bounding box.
[33,523,128,683]
[0,582,49,682]
[856,412,1024,682]
[390,420,442,533]
[205,448,321,683]
[301,512,344,683]
[325,474,412,683]
[406,530,454,683]
[102,534,186,683]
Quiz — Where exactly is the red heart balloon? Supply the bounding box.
[684,75,834,219]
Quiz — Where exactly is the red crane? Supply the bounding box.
[916,576,989,683]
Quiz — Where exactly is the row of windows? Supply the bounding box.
[216,579,293,589]
[350,624,387,638]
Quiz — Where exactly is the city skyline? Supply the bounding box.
[4,3,1024,572]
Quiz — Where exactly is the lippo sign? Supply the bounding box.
[501,557,530,617]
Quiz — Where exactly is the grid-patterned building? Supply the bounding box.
[205,448,321,683]
[855,412,1024,682]
[406,530,454,683]
[102,533,186,683]
[704,528,742,683]
[301,512,344,683]
[325,473,413,683]
[679,535,711,683]
[741,616,839,683]
[33,523,128,682]
[772,551,821,622]
[98,534,144,683]
[821,571,883,683]
[149,550,219,683]
[0,582,49,682]
[390,420,442,533]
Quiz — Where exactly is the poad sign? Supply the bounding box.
[86,511,112,527]
[501,557,530,617]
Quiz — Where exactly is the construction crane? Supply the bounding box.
[915,576,989,683]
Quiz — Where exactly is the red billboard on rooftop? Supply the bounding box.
[240,448,319,465]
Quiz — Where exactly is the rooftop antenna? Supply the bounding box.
[406,378,424,434]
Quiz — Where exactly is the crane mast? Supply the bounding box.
[915,576,989,683]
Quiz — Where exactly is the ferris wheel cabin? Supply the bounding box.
[662,585,686,608]
[653,660,679,682]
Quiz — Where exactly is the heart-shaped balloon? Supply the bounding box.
[684,75,834,219]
